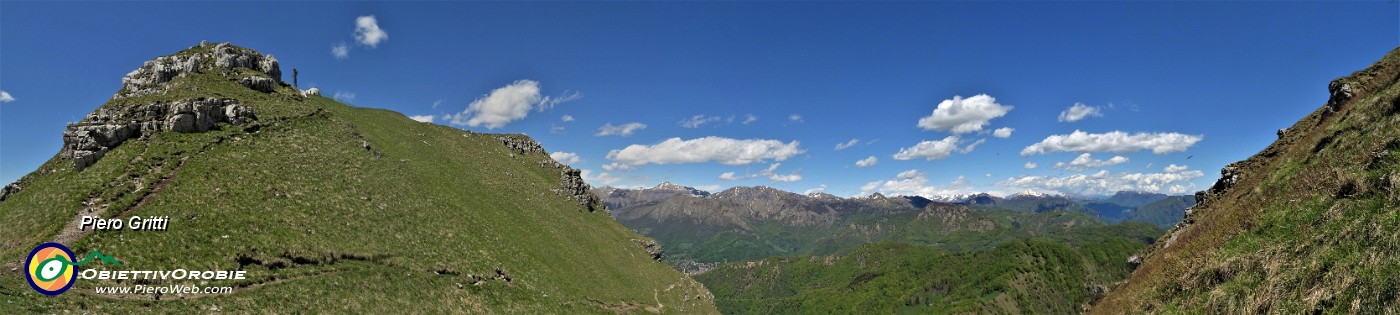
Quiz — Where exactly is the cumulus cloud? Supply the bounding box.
[959,139,987,154]
[743,114,758,125]
[917,94,1013,134]
[0,90,13,103]
[538,91,582,112]
[550,152,582,164]
[1024,162,1038,169]
[595,122,647,137]
[408,115,434,123]
[1058,102,1102,122]
[1163,164,1190,173]
[695,184,724,192]
[717,163,802,182]
[331,43,350,59]
[1020,130,1202,156]
[834,139,860,151]
[608,137,804,166]
[601,163,635,172]
[332,91,356,102]
[354,16,389,48]
[893,136,964,161]
[444,80,576,129]
[680,115,722,128]
[993,127,1013,138]
[997,167,1205,195]
[561,115,574,122]
[581,170,622,186]
[1052,153,1129,171]
[855,156,878,168]
[859,170,978,198]
[804,184,828,195]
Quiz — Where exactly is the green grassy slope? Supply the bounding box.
[1093,45,1400,313]
[0,43,716,313]
[696,221,1162,314]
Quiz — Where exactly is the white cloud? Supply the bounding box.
[917,94,1013,134]
[1058,102,1102,122]
[550,152,582,164]
[892,136,963,161]
[1052,153,1129,171]
[743,114,758,125]
[354,16,389,48]
[1020,130,1203,156]
[561,115,574,122]
[769,173,802,182]
[332,91,356,102]
[538,91,582,112]
[859,170,978,198]
[608,137,804,166]
[445,80,573,129]
[601,163,635,172]
[993,127,1013,138]
[1024,162,1038,169]
[680,115,722,128]
[997,167,1205,196]
[408,115,434,123]
[789,114,803,123]
[331,43,350,59]
[1163,164,1190,173]
[0,90,13,103]
[581,170,622,187]
[855,156,878,168]
[432,99,443,109]
[834,139,860,151]
[959,139,987,154]
[595,122,647,137]
[717,162,801,182]
[804,184,828,195]
[695,184,723,192]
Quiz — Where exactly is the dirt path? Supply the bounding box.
[51,156,188,246]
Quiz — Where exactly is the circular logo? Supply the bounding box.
[25,242,76,296]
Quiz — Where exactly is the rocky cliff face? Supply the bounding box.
[58,41,277,171]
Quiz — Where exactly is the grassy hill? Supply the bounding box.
[1092,45,1400,313]
[696,221,1163,314]
[0,42,716,313]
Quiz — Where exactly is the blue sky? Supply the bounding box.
[2,2,1397,198]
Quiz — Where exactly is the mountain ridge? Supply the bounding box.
[1092,45,1400,313]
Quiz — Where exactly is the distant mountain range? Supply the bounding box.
[594,182,1191,266]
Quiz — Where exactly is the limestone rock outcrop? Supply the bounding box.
[240,76,276,93]
[61,98,255,170]
[116,41,282,99]
[496,135,544,155]
[557,166,603,212]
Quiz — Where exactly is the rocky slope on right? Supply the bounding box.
[1092,45,1400,313]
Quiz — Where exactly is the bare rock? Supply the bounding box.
[240,76,276,93]
[0,183,20,202]
[61,98,255,170]
[631,238,664,261]
[496,135,544,155]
